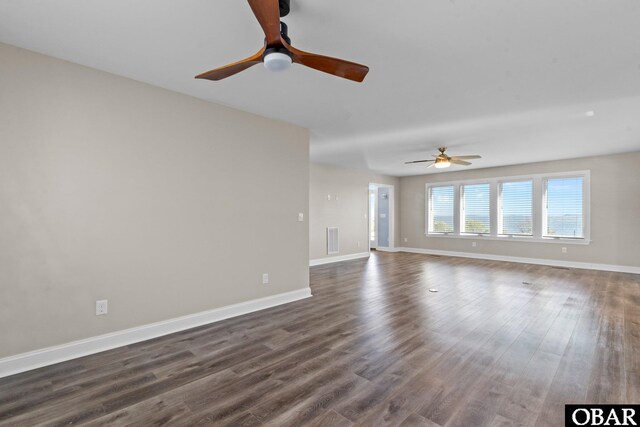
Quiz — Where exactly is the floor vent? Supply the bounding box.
[327,227,339,255]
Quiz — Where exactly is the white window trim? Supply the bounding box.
[424,170,591,245]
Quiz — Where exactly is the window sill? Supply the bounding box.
[424,233,591,245]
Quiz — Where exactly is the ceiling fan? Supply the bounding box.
[405,147,481,169]
[195,0,369,82]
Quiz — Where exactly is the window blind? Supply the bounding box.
[499,180,533,236]
[462,183,490,234]
[429,186,454,233]
[545,177,584,238]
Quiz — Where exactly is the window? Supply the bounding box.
[425,171,589,244]
[462,184,490,234]
[499,180,533,236]
[544,177,584,238]
[428,186,454,233]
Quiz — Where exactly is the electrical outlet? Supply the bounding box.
[96,300,108,316]
[562,247,567,254]
[472,241,477,247]
[262,273,269,285]
[297,212,304,222]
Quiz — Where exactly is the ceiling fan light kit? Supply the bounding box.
[196,0,369,82]
[434,157,451,169]
[263,50,292,72]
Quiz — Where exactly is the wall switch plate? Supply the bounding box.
[96,300,108,316]
[327,194,331,201]
[357,241,360,248]
[472,241,477,247]
[562,247,567,253]
[262,273,269,285]
[298,212,304,222]
[404,237,408,243]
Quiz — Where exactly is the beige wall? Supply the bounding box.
[400,152,640,267]
[0,43,310,358]
[310,163,400,261]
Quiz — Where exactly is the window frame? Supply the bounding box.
[427,185,455,235]
[497,179,534,237]
[542,175,587,240]
[424,170,590,245]
[460,182,492,236]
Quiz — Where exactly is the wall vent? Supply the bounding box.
[327,227,339,255]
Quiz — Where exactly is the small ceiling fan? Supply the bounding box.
[405,147,481,169]
[196,0,369,82]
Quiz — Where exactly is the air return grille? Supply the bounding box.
[327,227,339,255]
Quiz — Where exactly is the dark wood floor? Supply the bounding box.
[1,251,639,426]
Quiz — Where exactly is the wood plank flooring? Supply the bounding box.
[1,251,639,426]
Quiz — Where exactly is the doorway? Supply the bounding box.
[368,183,394,251]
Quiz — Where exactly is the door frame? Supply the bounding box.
[368,182,395,252]
[368,186,378,249]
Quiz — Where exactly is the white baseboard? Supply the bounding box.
[397,247,640,274]
[0,287,312,379]
[310,252,370,266]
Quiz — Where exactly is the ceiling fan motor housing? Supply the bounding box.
[279,21,291,44]
[263,21,291,48]
[263,22,292,60]
[264,46,292,59]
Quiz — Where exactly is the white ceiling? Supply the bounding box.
[2,0,640,176]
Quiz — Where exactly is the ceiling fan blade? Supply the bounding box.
[195,48,265,81]
[451,155,481,160]
[282,39,369,82]
[450,159,472,166]
[247,0,282,46]
[405,160,434,164]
